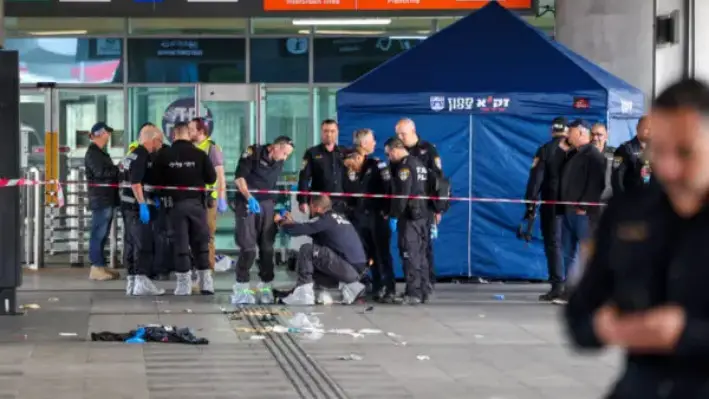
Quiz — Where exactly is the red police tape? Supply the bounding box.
[0,178,607,207]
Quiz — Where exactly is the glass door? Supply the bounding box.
[197,84,260,252]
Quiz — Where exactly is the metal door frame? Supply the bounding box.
[196,83,263,146]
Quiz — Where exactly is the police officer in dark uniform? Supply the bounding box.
[565,78,709,399]
[232,136,294,305]
[342,132,394,302]
[386,138,430,305]
[395,118,446,294]
[120,125,165,296]
[152,122,216,296]
[523,116,572,301]
[611,115,652,195]
[151,138,173,281]
[298,119,346,214]
[278,195,367,306]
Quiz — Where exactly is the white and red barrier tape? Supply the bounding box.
[0,178,606,207]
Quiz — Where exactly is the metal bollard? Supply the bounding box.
[31,168,44,269]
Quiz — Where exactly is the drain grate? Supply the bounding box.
[241,306,350,399]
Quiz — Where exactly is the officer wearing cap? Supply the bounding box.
[523,116,572,301]
[120,125,165,296]
[232,136,294,305]
[387,137,430,305]
[343,129,395,302]
[554,119,605,304]
[611,116,653,195]
[84,122,120,282]
[152,122,216,296]
[189,117,227,271]
[298,119,346,215]
[395,118,447,295]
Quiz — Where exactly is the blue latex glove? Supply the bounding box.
[217,198,228,213]
[153,198,160,209]
[430,224,439,240]
[247,197,261,214]
[139,203,150,224]
[279,209,288,217]
[389,218,398,233]
[125,327,146,344]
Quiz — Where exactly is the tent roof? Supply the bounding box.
[341,2,640,95]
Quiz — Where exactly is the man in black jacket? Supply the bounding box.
[564,78,709,399]
[611,116,652,194]
[523,117,572,301]
[555,119,605,303]
[84,122,120,281]
[278,195,367,306]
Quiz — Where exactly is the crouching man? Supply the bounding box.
[278,195,367,305]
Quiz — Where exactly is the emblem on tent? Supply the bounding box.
[430,96,445,112]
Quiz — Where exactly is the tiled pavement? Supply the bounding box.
[0,269,621,398]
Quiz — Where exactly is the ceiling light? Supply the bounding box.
[292,18,392,26]
[28,30,88,36]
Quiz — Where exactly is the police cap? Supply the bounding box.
[551,116,568,132]
[90,122,113,136]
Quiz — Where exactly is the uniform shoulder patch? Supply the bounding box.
[241,146,253,159]
[398,167,410,181]
[377,161,387,169]
[531,157,539,168]
[434,156,442,170]
[301,158,308,170]
[612,156,623,168]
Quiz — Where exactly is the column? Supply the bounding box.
[555,0,655,104]
[0,0,4,48]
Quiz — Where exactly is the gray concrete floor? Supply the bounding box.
[0,268,621,399]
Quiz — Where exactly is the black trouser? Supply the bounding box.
[170,198,210,274]
[398,217,430,299]
[540,205,563,288]
[350,210,394,293]
[427,213,436,288]
[122,208,154,276]
[152,206,173,276]
[296,243,360,288]
[234,199,276,283]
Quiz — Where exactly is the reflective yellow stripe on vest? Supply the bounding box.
[196,139,218,199]
[128,140,139,153]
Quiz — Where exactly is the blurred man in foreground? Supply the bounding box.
[565,78,709,398]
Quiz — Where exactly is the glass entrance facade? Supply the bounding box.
[8,15,554,252]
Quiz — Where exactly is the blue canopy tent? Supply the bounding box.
[336,2,645,280]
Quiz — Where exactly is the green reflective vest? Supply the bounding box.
[196,139,219,199]
[128,140,139,153]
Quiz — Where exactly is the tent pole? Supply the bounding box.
[467,114,474,278]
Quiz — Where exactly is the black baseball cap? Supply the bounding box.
[90,122,113,136]
[551,117,568,132]
[568,119,591,130]
[386,137,407,150]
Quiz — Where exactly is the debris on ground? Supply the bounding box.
[493,294,505,300]
[183,309,193,313]
[416,355,430,361]
[338,354,363,361]
[250,335,266,340]
[358,306,374,314]
[59,332,77,337]
[91,325,209,345]
[474,334,484,339]
[47,297,59,302]
[19,304,40,310]
[358,328,382,335]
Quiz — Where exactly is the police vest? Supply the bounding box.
[128,140,139,153]
[196,139,218,200]
[118,149,155,206]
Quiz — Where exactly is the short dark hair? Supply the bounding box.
[321,119,338,127]
[387,137,407,149]
[310,194,332,211]
[653,78,709,113]
[273,135,293,147]
[173,121,188,130]
[191,117,209,134]
[383,136,398,148]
